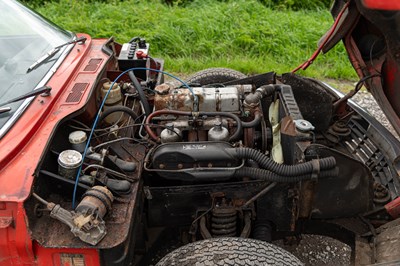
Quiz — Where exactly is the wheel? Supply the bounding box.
[186,67,246,86]
[156,237,303,266]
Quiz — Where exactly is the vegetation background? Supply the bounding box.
[22,0,356,81]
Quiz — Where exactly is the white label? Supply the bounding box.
[182,144,207,150]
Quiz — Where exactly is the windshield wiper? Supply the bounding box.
[0,107,11,115]
[26,36,87,73]
[0,86,52,114]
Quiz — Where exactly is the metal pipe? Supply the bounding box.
[242,182,277,208]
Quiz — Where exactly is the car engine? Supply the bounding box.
[24,38,386,265]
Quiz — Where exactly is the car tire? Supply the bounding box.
[185,67,246,86]
[156,237,303,266]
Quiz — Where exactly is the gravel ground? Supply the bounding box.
[352,90,397,137]
[275,235,352,266]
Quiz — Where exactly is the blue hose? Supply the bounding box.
[72,67,195,208]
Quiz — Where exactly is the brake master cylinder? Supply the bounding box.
[58,149,83,179]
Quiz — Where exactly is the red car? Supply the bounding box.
[0,0,400,265]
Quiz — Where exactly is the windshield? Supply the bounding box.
[0,0,73,136]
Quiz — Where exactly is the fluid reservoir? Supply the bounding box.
[101,82,123,125]
[58,150,83,180]
[208,121,229,141]
[69,130,87,153]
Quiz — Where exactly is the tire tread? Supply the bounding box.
[156,237,303,266]
[186,68,246,86]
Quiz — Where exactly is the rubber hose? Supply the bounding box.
[258,84,276,96]
[128,70,151,116]
[241,111,262,128]
[108,155,136,172]
[105,179,131,193]
[228,147,336,176]
[244,84,276,105]
[99,106,138,124]
[233,167,338,183]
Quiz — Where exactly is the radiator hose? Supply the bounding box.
[128,70,151,117]
[99,106,138,124]
[233,166,338,182]
[227,147,336,176]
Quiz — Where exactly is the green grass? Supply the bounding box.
[34,0,357,80]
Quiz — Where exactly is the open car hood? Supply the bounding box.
[322,0,400,136]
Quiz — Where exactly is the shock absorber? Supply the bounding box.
[211,205,237,237]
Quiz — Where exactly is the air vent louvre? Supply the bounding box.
[66,83,88,103]
[83,58,102,72]
[345,119,400,198]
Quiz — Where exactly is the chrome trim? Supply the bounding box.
[0,43,75,139]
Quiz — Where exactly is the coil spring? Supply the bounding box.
[211,207,237,237]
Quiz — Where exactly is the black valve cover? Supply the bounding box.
[152,141,238,170]
[150,141,241,181]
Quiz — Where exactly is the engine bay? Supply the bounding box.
[24,38,400,264]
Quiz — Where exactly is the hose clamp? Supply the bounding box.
[310,159,320,181]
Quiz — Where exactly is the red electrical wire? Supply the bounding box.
[292,1,350,73]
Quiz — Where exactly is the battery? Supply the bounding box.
[118,42,150,80]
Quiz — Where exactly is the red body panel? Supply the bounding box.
[362,0,400,10]
[385,197,400,219]
[34,245,100,266]
[0,34,111,265]
[0,203,34,265]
